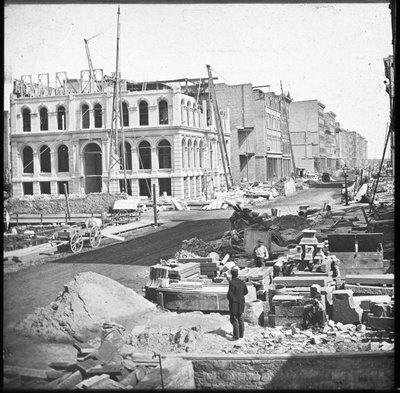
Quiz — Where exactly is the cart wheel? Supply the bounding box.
[89,226,102,248]
[70,232,84,253]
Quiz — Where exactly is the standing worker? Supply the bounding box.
[253,239,269,267]
[227,267,248,341]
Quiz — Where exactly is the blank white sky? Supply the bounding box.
[4,3,392,159]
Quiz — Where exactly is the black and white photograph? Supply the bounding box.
[3,1,396,390]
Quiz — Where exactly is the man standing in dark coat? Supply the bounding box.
[227,267,248,340]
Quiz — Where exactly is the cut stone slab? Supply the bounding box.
[271,295,303,306]
[368,316,394,331]
[272,276,332,287]
[332,290,363,324]
[345,284,394,296]
[275,305,305,317]
[268,314,303,328]
[352,295,391,311]
[345,274,394,286]
[372,303,392,317]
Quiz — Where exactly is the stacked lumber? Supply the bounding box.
[178,257,220,278]
[146,265,170,288]
[3,340,157,390]
[168,262,200,280]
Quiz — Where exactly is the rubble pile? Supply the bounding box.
[176,237,222,258]
[15,272,157,342]
[5,193,128,215]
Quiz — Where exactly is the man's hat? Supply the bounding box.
[231,266,240,272]
[257,239,264,243]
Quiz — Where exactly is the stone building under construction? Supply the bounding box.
[9,70,231,199]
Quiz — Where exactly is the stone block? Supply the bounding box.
[353,295,391,311]
[368,316,394,331]
[243,299,264,325]
[345,284,394,296]
[268,314,303,328]
[372,303,392,317]
[345,274,394,286]
[273,276,331,287]
[271,295,301,306]
[275,305,305,317]
[332,290,363,324]
[57,370,83,389]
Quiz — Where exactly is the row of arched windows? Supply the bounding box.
[180,99,199,126]
[21,100,170,132]
[119,140,171,170]
[181,139,207,169]
[23,106,67,132]
[22,145,69,174]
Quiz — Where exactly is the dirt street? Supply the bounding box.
[3,187,341,369]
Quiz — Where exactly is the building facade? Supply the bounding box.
[213,83,291,184]
[290,101,367,173]
[9,71,231,199]
[289,100,327,173]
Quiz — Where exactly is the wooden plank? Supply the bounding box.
[102,233,125,241]
[272,276,331,287]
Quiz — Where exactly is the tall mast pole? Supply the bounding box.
[280,81,296,176]
[206,65,233,189]
[108,6,127,193]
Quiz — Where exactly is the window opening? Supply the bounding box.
[119,179,132,195]
[186,102,190,125]
[23,146,34,173]
[159,100,168,125]
[94,103,102,128]
[58,145,69,172]
[122,102,129,127]
[119,142,132,170]
[40,181,51,194]
[187,140,192,168]
[181,140,186,169]
[58,181,69,194]
[57,106,66,130]
[40,107,49,131]
[138,140,151,169]
[40,145,51,173]
[158,178,171,196]
[23,182,33,195]
[82,104,90,129]
[23,108,31,132]
[139,101,149,126]
[158,139,171,169]
[139,178,151,197]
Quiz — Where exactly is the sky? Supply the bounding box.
[4,2,393,159]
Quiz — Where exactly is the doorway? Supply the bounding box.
[84,143,102,193]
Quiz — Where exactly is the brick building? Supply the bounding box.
[213,83,291,184]
[9,70,231,199]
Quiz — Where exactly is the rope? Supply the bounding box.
[210,67,232,85]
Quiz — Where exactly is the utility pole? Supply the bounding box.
[206,65,233,189]
[107,6,127,193]
[280,81,297,176]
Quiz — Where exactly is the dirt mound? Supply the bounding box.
[15,272,157,343]
[177,237,221,257]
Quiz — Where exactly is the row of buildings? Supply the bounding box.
[4,68,368,198]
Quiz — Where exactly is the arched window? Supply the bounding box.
[187,139,192,168]
[23,108,31,132]
[186,101,191,126]
[193,140,198,168]
[139,101,149,126]
[159,100,168,125]
[181,100,185,125]
[122,102,129,127]
[138,140,151,169]
[119,142,132,170]
[158,140,171,169]
[210,141,213,169]
[193,106,197,127]
[57,106,66,130]
[22,146,34,173]
[199,141,204,168]
[181,139,186,168]
[40,145,51,173]
[40,107,49,131]
[82,104,89,129]
[94,103,102,128]
[58,145,69,172]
